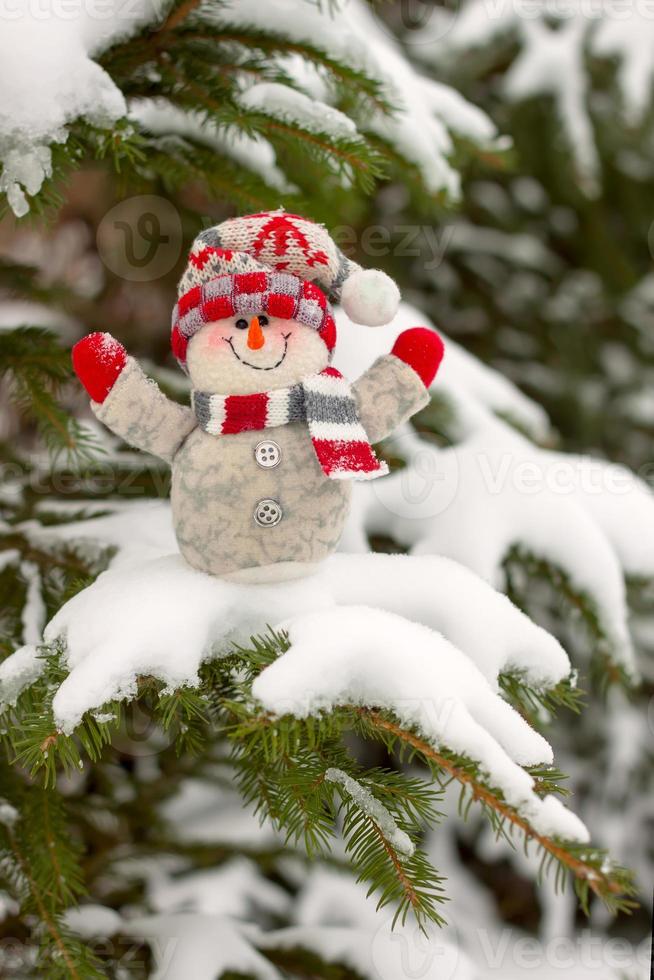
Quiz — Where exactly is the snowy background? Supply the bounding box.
[1,0,654,978]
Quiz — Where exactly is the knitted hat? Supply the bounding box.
[171,210,400,366]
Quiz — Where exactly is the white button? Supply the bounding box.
[254,440,281,468]
[254,498,283,527]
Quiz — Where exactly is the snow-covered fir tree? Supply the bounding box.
[0,0,652,977]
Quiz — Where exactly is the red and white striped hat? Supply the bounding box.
[171,210,400,366]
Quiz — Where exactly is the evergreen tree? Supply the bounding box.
[0,1,651,977]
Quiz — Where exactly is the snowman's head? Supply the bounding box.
[172,212,400,392]
[172,270,338,393]
[186,313,329,394]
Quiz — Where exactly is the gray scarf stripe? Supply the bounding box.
[303,390,360,424]
[287,385,305,420]
[192,391,216,429]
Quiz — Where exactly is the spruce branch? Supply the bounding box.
[136,133,303,211]
[196,25,393,110]
[245,111,385,191]
[4,628,637,928]
[152,66,385,193]
[499,669,584,725]
[327,771,447,928]
[103,18,393,113]
[0,533,99,581]
[4,642,123,787]
[0,257,73,307]
[0,327,100,464]
[0,530,107,654]
[357,709,636,915]
[504,545,635,689]
[0,776,105,978]
[4,826,83,979]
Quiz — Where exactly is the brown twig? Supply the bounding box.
[370,819,421,915]
[40,733,59,753]
[155,0,202,36]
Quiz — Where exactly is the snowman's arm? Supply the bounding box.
[72,333,195,463]
[352,327,444,443]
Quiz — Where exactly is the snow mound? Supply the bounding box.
[104,912,281,980]
[64,904,123,940]
[67,886,285,978]
[325,553,569,690]
[33,549,570,733]
[42,553,334,732]
[148,857,291,920]
[160,779,283,849]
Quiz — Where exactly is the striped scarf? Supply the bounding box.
[192,367,388,481]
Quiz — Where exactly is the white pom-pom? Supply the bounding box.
[340,268,400,327]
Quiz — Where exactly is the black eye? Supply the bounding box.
[259,315,269,326]
[235,318,248,330]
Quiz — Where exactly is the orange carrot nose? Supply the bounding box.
[247,316,265,350]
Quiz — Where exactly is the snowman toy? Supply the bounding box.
[73,211,444,584]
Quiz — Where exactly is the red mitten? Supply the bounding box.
[391,327,444,388]
[72,332,127,403]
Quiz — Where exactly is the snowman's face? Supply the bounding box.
[186,315,329,394]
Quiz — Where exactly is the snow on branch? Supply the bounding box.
[66,907,282,980]
[129,98,294,193]
[205,0,500,195]
[238,83,358,141]
[416,2,654,190]
[325,767,416,858]
[0,0,498,215]
[334,304,551,441]
[0,0,162,216]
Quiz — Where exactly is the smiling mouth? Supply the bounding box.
[225,334,290,370]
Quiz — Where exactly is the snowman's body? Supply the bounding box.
[173,421,348,581]
[94,348,427,582]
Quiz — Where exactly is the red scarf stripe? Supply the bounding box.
[221,393,269,433]
[311,439,387,477]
